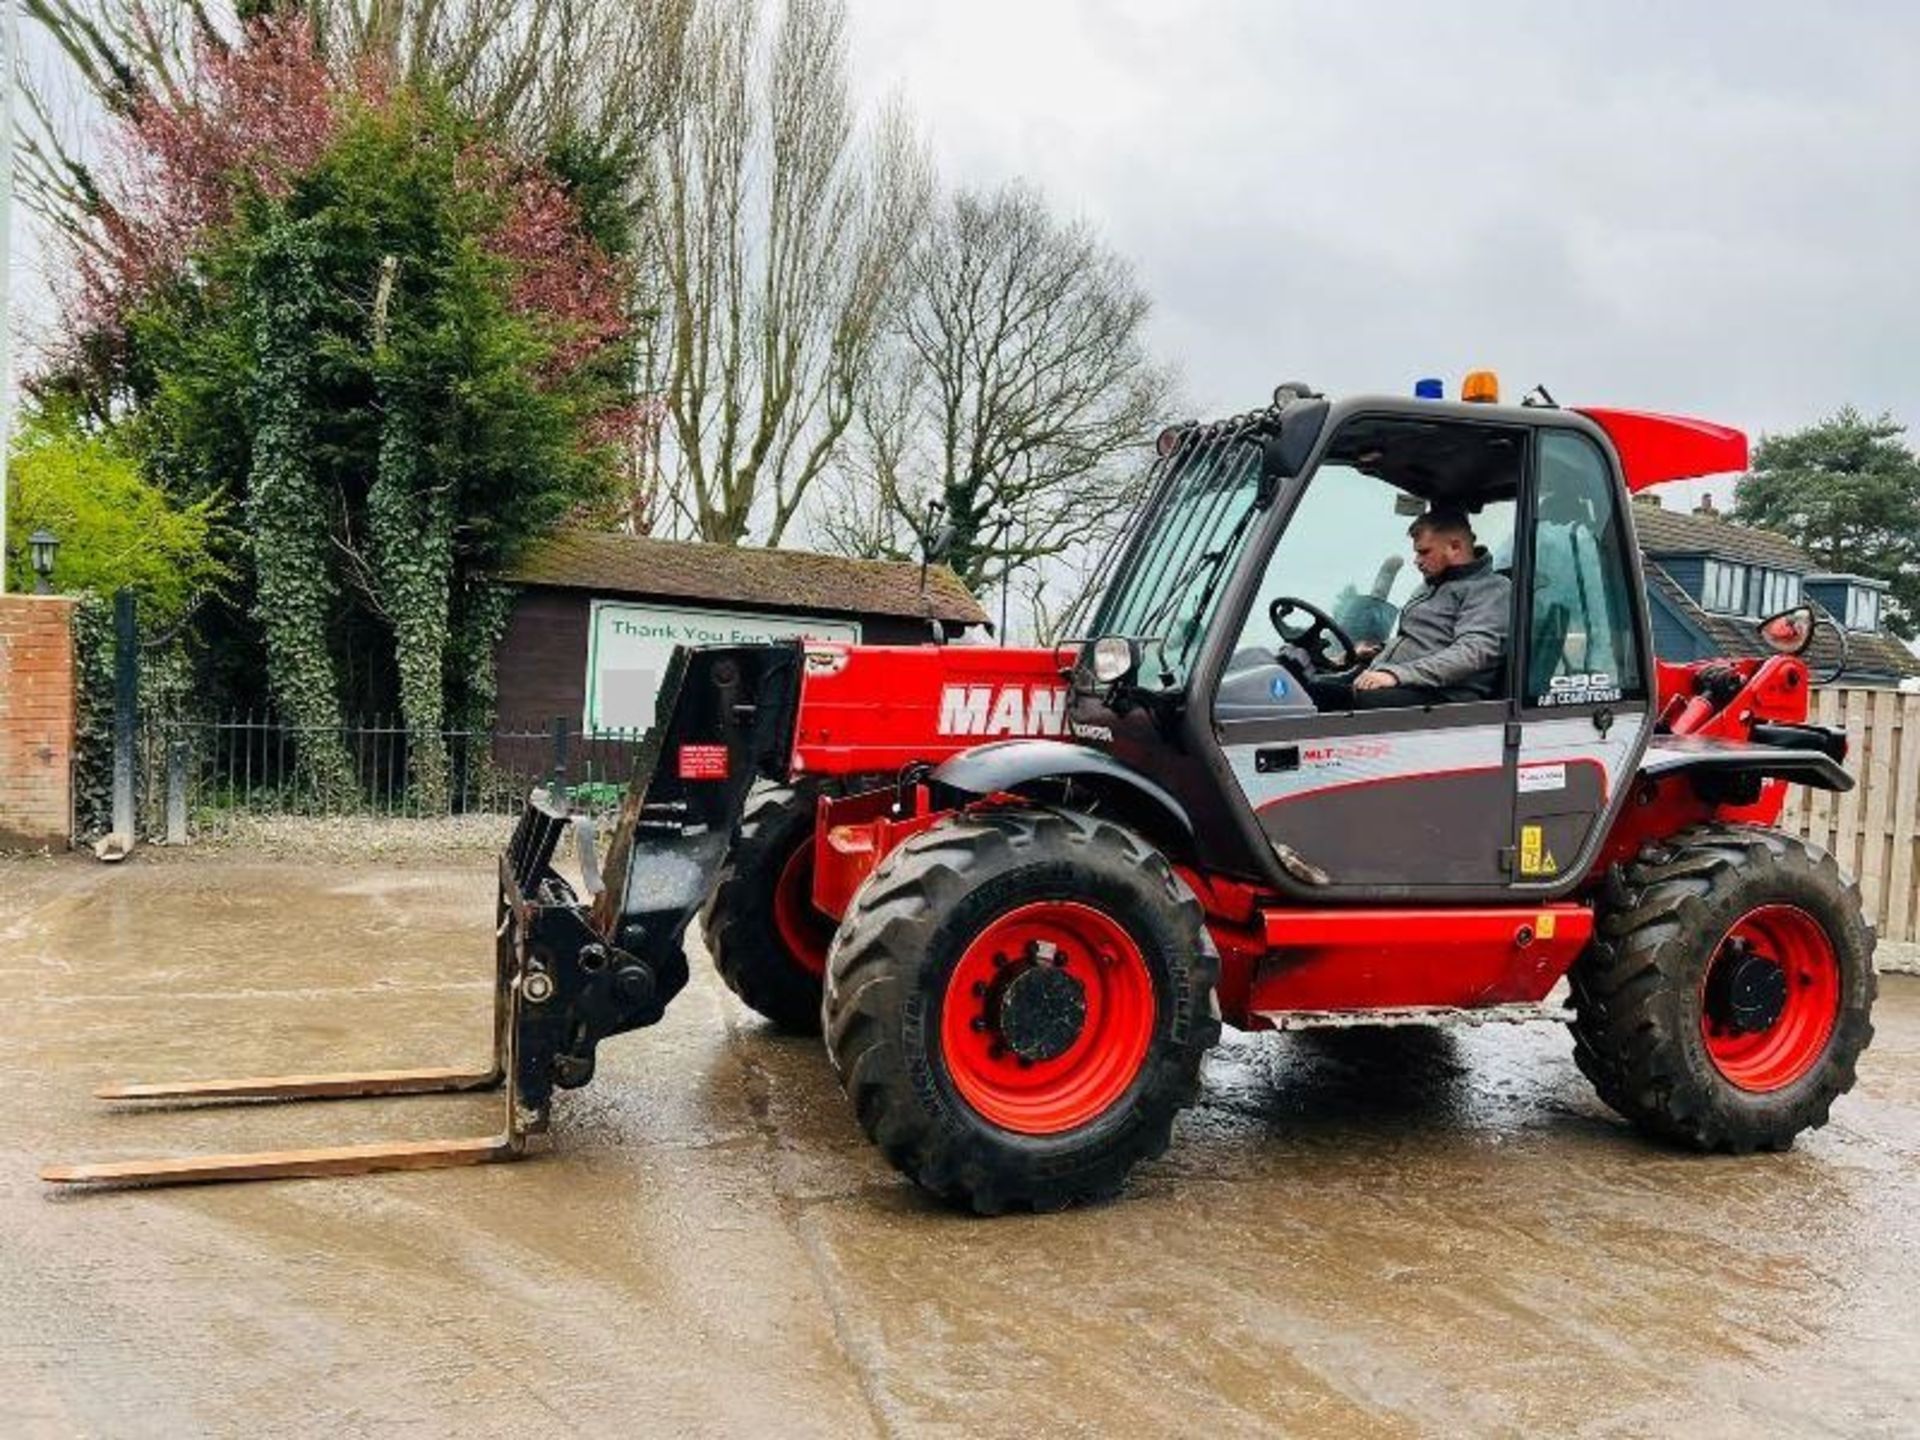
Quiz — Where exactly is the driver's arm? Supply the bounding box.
[1376,575,1511,689]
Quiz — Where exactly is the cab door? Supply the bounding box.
[1209,419,1523,895]
[1509,428,1653,884]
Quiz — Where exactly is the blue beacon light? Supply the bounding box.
[1414,377,1444,400]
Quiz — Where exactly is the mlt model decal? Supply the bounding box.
[1301,740,1393,766]
[938,685,1070,738]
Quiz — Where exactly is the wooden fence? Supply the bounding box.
[1778,687,1920,944]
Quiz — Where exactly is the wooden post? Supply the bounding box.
[1887,694,1920,944]
[1833,691,1868,881]
[1860,689,1897,928]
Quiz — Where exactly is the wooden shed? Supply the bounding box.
[494,530,988,732]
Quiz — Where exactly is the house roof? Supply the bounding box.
[1629,498,1919,680]
[1642,556,1920,681]
[1630,501,1808,571]
[1805,572,1890,592]
[503,530,989,627]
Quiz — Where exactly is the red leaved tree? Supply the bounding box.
[74,12,354,342]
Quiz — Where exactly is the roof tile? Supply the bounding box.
[1630,502,1808,570]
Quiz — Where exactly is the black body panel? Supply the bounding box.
[1641,736,1853,793]
[1257,763,1516,889]
[929,739,1194,838]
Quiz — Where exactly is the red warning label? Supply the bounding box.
[677,744,730,781]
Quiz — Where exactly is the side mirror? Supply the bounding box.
[1256,398,1331,501]
[1759,605,1817,657]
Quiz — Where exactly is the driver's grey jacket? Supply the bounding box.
[1370,551,1510,694]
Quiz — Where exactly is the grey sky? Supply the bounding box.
[845,0,1920,460]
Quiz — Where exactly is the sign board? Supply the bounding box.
[585,599,860,733]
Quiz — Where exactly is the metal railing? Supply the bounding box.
[133,713,648,841]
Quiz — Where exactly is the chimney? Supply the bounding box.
[1694,492,1718,517]
[1633,493,1662,508]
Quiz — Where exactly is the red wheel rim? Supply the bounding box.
[1699,904,1841,1093]
[771,840,830,978]
[939,901,1157,1135]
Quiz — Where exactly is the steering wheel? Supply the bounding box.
[1268,596,1361,674]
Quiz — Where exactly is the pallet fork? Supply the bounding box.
[43,645,801,1189]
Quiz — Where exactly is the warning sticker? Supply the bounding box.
[677,743,730,781]
[1517,762,1567,794]
[1519,824,1560,877]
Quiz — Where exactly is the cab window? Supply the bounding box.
[1220,416,1521,713]
[1527,431,1646,707]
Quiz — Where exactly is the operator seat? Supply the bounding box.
[1528,479,1609,696]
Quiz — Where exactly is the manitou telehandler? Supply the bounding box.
[48,376,1878,1212]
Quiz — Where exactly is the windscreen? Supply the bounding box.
[1085,430,1266,689]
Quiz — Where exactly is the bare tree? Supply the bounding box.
[641,0,931,545]
[19,0,690,251]
[815,182,1176,610]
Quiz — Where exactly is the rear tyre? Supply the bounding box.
[703,777,871,1033]
[823,809,1220,1214]
[1572,824,1876,1152]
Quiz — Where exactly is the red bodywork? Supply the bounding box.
[1575,408,1749,491]
[784,408,1829,1031]
[1594,653,1815,873]
[790,643,1069,777]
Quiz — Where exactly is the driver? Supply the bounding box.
[1307,508,1510,710]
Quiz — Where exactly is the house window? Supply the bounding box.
[1847,586,1882,632]
[1756,568,1801,617]
[1702,559,1749,614]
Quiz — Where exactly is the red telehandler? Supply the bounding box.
[48,379,1877,1212]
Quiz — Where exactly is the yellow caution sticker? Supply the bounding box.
[1519,824,1560,877]
[1537,912,1557,940]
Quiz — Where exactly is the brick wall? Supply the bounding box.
[0,594,78,850]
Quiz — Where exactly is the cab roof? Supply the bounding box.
[1307,393,1748,493]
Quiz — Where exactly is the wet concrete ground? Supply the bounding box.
[3,853,1918,1438]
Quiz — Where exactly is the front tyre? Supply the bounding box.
[823,809,1220,1214]
[1573,824,1876,1152]
[702,778,858,1032]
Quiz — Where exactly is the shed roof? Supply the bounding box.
[503,530,988,626]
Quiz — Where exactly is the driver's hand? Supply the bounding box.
[1354,669,1397,692]
[1354,641,1382,660]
